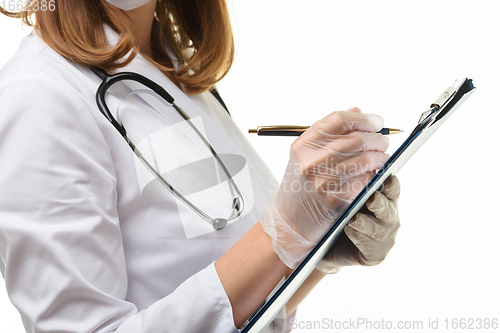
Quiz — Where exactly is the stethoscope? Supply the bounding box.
[90,66,244,230]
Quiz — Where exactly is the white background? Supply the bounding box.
[1,0,499,332]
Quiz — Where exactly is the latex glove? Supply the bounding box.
[316,175,401,274]
[259,108,390,268]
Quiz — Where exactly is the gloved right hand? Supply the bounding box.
[259,108,390,269]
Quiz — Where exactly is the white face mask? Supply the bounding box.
[105,0,153,10]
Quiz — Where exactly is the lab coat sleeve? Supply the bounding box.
[0,72,238,333]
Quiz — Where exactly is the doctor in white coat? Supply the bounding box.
[0,0,401,332]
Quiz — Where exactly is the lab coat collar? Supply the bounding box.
[99,24,244,158]
[101,24,201,118]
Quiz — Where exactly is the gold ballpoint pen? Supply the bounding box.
[248,125,403,136]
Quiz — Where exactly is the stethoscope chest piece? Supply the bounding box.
[212,218,228,231]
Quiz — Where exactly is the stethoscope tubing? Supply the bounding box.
[90,66,245,229]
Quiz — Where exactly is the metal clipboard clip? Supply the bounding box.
[417,84,457,127]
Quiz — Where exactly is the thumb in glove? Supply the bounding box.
[316,175,401,274]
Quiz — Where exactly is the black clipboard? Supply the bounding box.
[241,78,476,333]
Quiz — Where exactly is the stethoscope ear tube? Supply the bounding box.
[91,66,128,138]
[90,66,177,139]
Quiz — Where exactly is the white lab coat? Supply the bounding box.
[0,27,293,333]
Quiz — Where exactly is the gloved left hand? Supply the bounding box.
[316,175,401,274]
